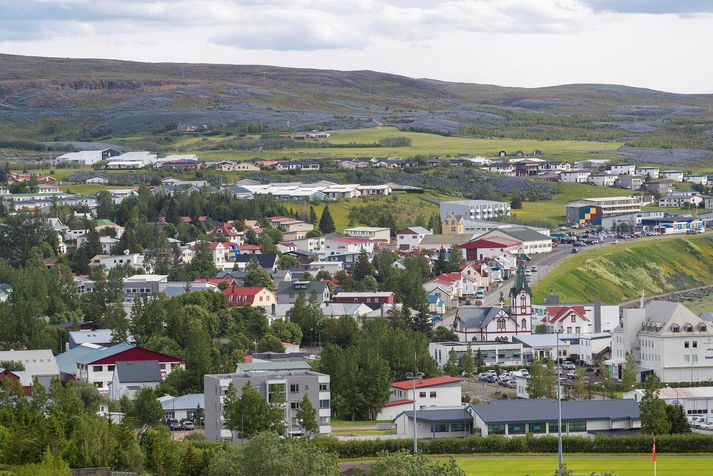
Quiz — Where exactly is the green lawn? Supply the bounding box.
[532,235,713,303]
[456,455,712,476]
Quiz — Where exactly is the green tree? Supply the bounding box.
[527,359,556,399]
[257,334,285,353]
[598,361,616,398]
[443,348,460,377]
[243,256,275,291]
[259,234,277,254]
[270,320,303,344]
[370,451,465,476]
[461,344,475,377]
[446,243,465,272]
[639,375,671,435]
[277,254,300,270]
[308,206,318,224]
[318,206,336,234]
[571,368,588,401]
[132,387,164,426]
[666,404,691,434]
[184,319,213,392]
[295,394,318,437]
[223,383,286,438]
[352,248,374,282]
[622,351,638,391]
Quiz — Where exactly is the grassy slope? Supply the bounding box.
[456,455,711,476]
[677,291,713,314]
[533,235,713,303]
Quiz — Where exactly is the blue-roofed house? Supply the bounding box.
[160,393,205,421]
[55,343,106,380]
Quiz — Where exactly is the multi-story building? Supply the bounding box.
[611,301,713,383]
[660,170,685,182]
[559,170,591,183]
[204,370,331,441]
[344,226,391,243]
[658,191,703,208]
[609,164,636,176]
[429,341,524,368]
[566,196,641,224]
[635,167,660,179]
[587,174,617,187]
[440,200,511,222]
[442,214,465,235]
[376,376,462,420]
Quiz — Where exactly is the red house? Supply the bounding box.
[460,236,520,261]
[331,291,395,304]
[0,368,32,396]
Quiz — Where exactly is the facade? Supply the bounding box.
[567,196,641,221]
[396,226,432,252]
[331,291,395,305]
[609,164,636,175]
[277,280,331,305]
[440,200,511,222]
[643,180,674,195]
[616,176,644,190]
[223,285,277,309]
[110,360,161,401]
[587,174,617,187]
[611,301,713,383]
[559,170,591,183]
[344,226,391,243]
[376,376,462,421]
[625,386,713,419]
[636,167,660,179]
[429,341,524,367]
[476,228,552,255]
[204,370,331,441]
[442,214,465,235]
[658,191,703,208]
[324,237,376,257]
[660,170,685,182]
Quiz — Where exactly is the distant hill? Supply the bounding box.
[1,53,713,151]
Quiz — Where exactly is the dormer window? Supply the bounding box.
[698,323,707,332]
[684,324,694,333]
[670,324,680,333]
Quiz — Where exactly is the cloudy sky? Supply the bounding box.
[2,0,713,93]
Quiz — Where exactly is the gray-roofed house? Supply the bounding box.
[277,280,331,305]
[110,360,161,401]
[417,233,476,252]
[0,349,60,389]
[160,393,205,421]
[394,406,474,439]
[68,329,135,349]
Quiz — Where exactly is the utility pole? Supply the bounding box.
[405,370,424,455]
[556,328,563,475]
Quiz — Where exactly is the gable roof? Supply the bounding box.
[76,343,135,365]
[419,234,475,247]
[277,280,328,295]
[68,329,134,346]
[471,399,639,423]
[510,261,532,297]
[391,376,461,390]
[55,343,105,375]
[543,306,588,323]
[0,349,59,377]
[160,393,205,411]
[398,406,471,423]
[115,360,161,383]
[457,306,509,329]
[234,254,278,268]
[401,226,431,235]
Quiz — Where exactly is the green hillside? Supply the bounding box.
[533,235,713,304]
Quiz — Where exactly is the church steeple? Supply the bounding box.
[510,260,532,298]
[510,260,532,328]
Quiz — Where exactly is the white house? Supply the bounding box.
[609,164,636,175]
[660,170,685,182]
[587,174,617,187]
[344,226,391,243]
[324,237,376,257]
[559,170,591,183]
[110,360,161,401]
[396,226,432,252]
[376,376,462,421]
[160,393,205,421]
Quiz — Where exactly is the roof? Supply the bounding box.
[497,227,551,243]
[236,361,311,372]
[224,286,267,297]
[419,234,475,247]
[399,406,471,423]
[333,292,394,298]
[461,237,520,249]
[457,306,506,329]
[326,236,375,245]
[0,349,59,376]
[76,343,135,365]
[471,399,639,423]
[392,376,461,390]
[234,254,278,268]
[161,393,205,411]
[401,226,431,235]
[510,261,532,296]
[277,280,328,295]
[384,399,413,407]
[69,329,134,346]
[115,360,161,383]
[513,334,568,348]
[55,344,105,374]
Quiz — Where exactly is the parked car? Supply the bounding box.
[166,418,181,431]
[562,361,575,370]
[571,248,579,254]
[529,266,538,273]
[181,420,195,431]
[611,240,619,245]
[518,369,530,377]
[567,371,577,379]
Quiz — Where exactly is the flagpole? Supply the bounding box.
[652,437,657,476]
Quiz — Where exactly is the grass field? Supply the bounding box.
[455,455,711,476]
[532,235,713,303]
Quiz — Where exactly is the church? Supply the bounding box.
[452,261,532,342]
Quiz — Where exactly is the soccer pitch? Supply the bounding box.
[456,455,713,476]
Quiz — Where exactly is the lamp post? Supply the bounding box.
[405,371,424,455]
[555,328,563,475]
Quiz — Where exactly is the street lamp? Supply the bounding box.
[405,371,424,455]
[554,328,563,475]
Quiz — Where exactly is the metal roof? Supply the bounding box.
[0,349,59,376]
[55,343,105,374]
[471,399,639,423]
[115,360,161,383]
[161,393,205,411]
[236,361,311,372]
[398,406,471,423]
[76,343,135,365]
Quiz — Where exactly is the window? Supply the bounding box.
[319,416,330,425]
[268,383,286,404]
[685,341,690,348]
[698,323,707,332]
[671,324,680,333]
[419,392,426,398]
[92,366,102,372]
[568,420,586,432]
[431,423,449,433]
[319,399,330,409]
[497,318,506,331]
[319,383,329,392]
[488,424,505,435]
[693,341,698,348]
[508,423,526,435]
[430,391,437,398]
[290,384,299,393]
[451,422,471,432]
[684,355,690,363]
[290,401,300,410]
[529,422,546,434]
[548,421,561,433]
[107,365,115,372]
[685,324,694,333]
[575,327,581,334]
[567,327,572,333]
[521,318,527,330]
[571,315,576,323]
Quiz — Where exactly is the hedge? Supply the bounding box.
[314,434,713,458]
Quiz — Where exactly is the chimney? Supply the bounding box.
[271,303,276,316]
[594,299,602,333]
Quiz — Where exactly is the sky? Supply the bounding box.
[1,0,713,93]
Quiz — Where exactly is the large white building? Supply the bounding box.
[625,386,713,419]
[611,301,713,383]
[440,200,511,222]
[376,376,462,421]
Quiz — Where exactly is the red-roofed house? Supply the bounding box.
[277,242,297,253]
[459,263,490,289]
[237,245,262,255]
[210,223,245,245]
[460,236,521,261]
[539,305,590,334]
[224,285,277,309]
[376,376,462,420]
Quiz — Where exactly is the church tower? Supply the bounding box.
[510,260,532,331]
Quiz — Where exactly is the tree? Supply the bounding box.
[277,254,299,270]
[571,368,588,400]
[318,206,336,234]
[639,375,671,435]
[352,248,374,282]
[243,256,275,291]
[446,243,465,272]
[257,334,285,353]
[223,383,286,438]
[597,361,616,398]
[431,326,457,342]
[370,451,464,476]
[259,234,277,254]
[474,348,485,370]
[511,193,523,210]
[534,324,548,334]
[527,359,556,399]
[308,206,318,224]
[184,319,213,391]
[270,320,303,344]
[133,387,164,426]
[461,344,475,377]
[622,351,638,391]
[295,394,318,437]
[443,348,460,377]
[666,404,691,434]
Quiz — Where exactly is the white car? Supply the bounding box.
[562,361,576,370]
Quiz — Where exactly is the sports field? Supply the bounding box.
[455,455,712,476]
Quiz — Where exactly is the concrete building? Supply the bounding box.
[440,200,511,222]
[609,164,636,176]
[658,191,703,208]
[429,341,524,367]
[660,170,685,182]
[624,386,713,419]
[587,174,617,187]
[396,226,432,252]
[559,170,591,183]
[377,376,462,421]
[204,370,331,441]
[635,167,660,179]
[345,226,391,243]
[566,197,642,225]
[611,301,713,383]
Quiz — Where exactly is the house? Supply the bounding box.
[609,164,636,175]
[376,376,462,421]
[344,226,391,243]
[459,263,490,289]
[487,163,516,176]
[616,176,644,190]
[0,283,12,302]
[512,334,571,363]
[429,341,524,368]
[0,367,34,396]
[660,170,685,182]
[277,280,331,305]
[424,285,457,311]
[210,223,245,245]
[233,253,278,272]
[274,161,320,171]
[396,227,432,252]
[635,167,660,179]
[122,274,168,303]
[160,393,205,421]
[110,360,161,401]
[574,159,609,170]
[460,236,520,261]
[417,234,475,253]
[559,170,591,183]
[214,160,259,172]
[440,200,511,222]
[204,369,331,441]
[75,344,182,393]
[277,242,297,253]
[684,174,708,186]
[624,386,713,420]
[332,291,395,305]
[610,301,713,383]
[587,174,617,187]
[643,180,674,195]
[476,228,552,255]
[427,294,447,316]
[0,350,59,389]
[537,305,591,334]
[191,242,229,268]
[56,148,121,165]
[357,184,391,196]
[224,285,277,309]
[86,176,109,184]
[68,329,135,350]
[322,184,361,200]
[95,253,145,271]
[470,399,640,437]
[442,214,465,235]
[658,191,703,208]
[324,237,376,257]
[453,262,532,342]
